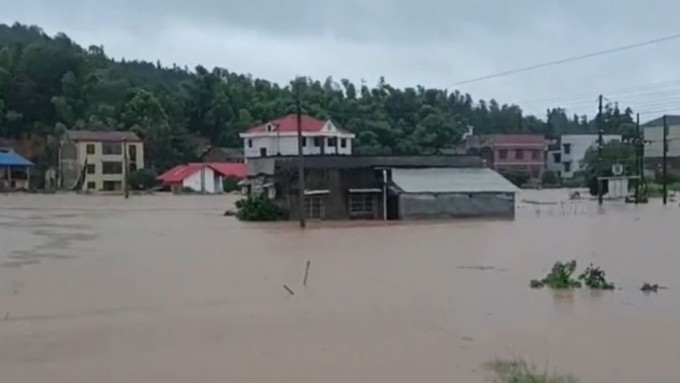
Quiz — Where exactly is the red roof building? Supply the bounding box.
[157,163,246,193]
[466,134,548,181]
[239,114,355,159]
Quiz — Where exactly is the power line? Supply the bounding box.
[451,32,680,86]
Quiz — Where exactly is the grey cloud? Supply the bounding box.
[4,0,680,118]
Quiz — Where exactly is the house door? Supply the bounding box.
[260,147,268,157]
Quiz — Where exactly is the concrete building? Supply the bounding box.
[546,134,622,179]
[245,156,518,220]
[643,115,680,170]
[0,149,33,190]
[465,135,547,180]
[239,115,355,160]
[157,163,247,194]
[59,130,144,192]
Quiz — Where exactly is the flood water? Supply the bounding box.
[1,191,679,383]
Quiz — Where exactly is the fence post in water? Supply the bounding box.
[597,95,604,206]
[663,115,668,205]
[303,260,311,286]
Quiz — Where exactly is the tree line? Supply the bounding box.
[0,22,637,174]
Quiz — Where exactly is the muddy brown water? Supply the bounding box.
[1,191,679,382]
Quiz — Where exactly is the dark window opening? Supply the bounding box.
[341,139,347,148]
[302,137,307,147]
[129,145,137,161]
[87,182,96,190]
[532,150,540,160]
[563,143,572,155]
[305,196,325,219]
[553,153,562,163]
[86,144,95,155]
[248,139,253,148]
[102,142,122,155]
[102,161,123,174]
[314,138,322,147]
[499,149,508,159]
[564,162,572,172]
[86,164,96,174]
[260,147,268,157]
[516,150,524,160]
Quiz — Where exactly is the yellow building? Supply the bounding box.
[59,130,144,192]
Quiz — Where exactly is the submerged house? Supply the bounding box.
[0,149,34,190]
[245,156,519,220]
[157,163,247,194]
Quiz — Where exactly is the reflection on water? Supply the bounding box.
[0,191,679,383]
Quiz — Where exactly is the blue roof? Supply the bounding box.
[0,151,33,167]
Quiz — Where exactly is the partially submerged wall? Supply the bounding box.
[399,192,515,220]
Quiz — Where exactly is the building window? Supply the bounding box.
[515,149,524,160]
[266,124,274,132]
[102,181,122,191]
[349,194,375,215]
[499,149,508,159]
[532,150,541,160]
[305,196,325,219]
[564,162,572,172]
[86,164,96,174]
[87,181,96,190]
[129,163,138,172]
[260,147,268,157]
[248,139,253,148]
[302,137,307,147]
[563,143,571,155]
[314,138,322,147]
[341,138,347,148]
[86,144,95,155]
[553,153,562,163]
[102,142,122,155]
[102,161,123,174]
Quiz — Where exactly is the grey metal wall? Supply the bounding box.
[399,192,515,220]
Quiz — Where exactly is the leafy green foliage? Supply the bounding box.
[128,168,158,190]
[531,261,582,289]
[222,177,240,192]
[541,170,559,186]
[486,359,580,383]
[578,264,615,290]
[0,22,641,175]
[235,197,283,221]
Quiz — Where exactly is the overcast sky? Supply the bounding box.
[4,0,680,120]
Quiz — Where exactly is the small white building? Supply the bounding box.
[547,134,621,179]
[157,163,247,194]
[239,114,355,160]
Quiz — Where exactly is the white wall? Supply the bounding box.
[182,166,219,193]
[243,135,353,158]
[644,125,680,158]
[559,135,621,178]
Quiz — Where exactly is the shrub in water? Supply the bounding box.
[235,197,283,221]
[578,264,615,290]
[531,260,582,289]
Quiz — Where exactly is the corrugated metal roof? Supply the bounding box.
[0,151,33,167]
[392,168,519,194]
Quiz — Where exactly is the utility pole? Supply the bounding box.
[123,139,129,199]
[296,81,306,228]
[635,113,640,204]
[663,115,668,205]
[597,95,604,206]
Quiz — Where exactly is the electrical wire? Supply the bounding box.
[451,32,680,86]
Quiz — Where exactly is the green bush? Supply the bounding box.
[235,197,283,221]
[128,168,158,190]
[578,264,615,290]
[223,177,240,192]
[504,171,530,188]
[531,260,581,289]
[541,170,559,186]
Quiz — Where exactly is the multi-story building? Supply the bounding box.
[59,130,144,192]
[546,134,621,179]
[239,114,355,160]
[466,134,547,180]
[643,115,680,170]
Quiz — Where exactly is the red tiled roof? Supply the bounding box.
[157,163,247,184]
[493,135,547,146]
[157,164,203,183]
[207,163,247,178]
[245,114,343,134]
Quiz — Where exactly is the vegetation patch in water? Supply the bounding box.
[530,260,581,289]
[485,359,580,383]
[578,264,615,290]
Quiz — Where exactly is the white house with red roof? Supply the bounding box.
[239,114,355,159]
[157,162,247,193]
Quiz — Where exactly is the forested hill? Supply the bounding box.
[0,22,635,171]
